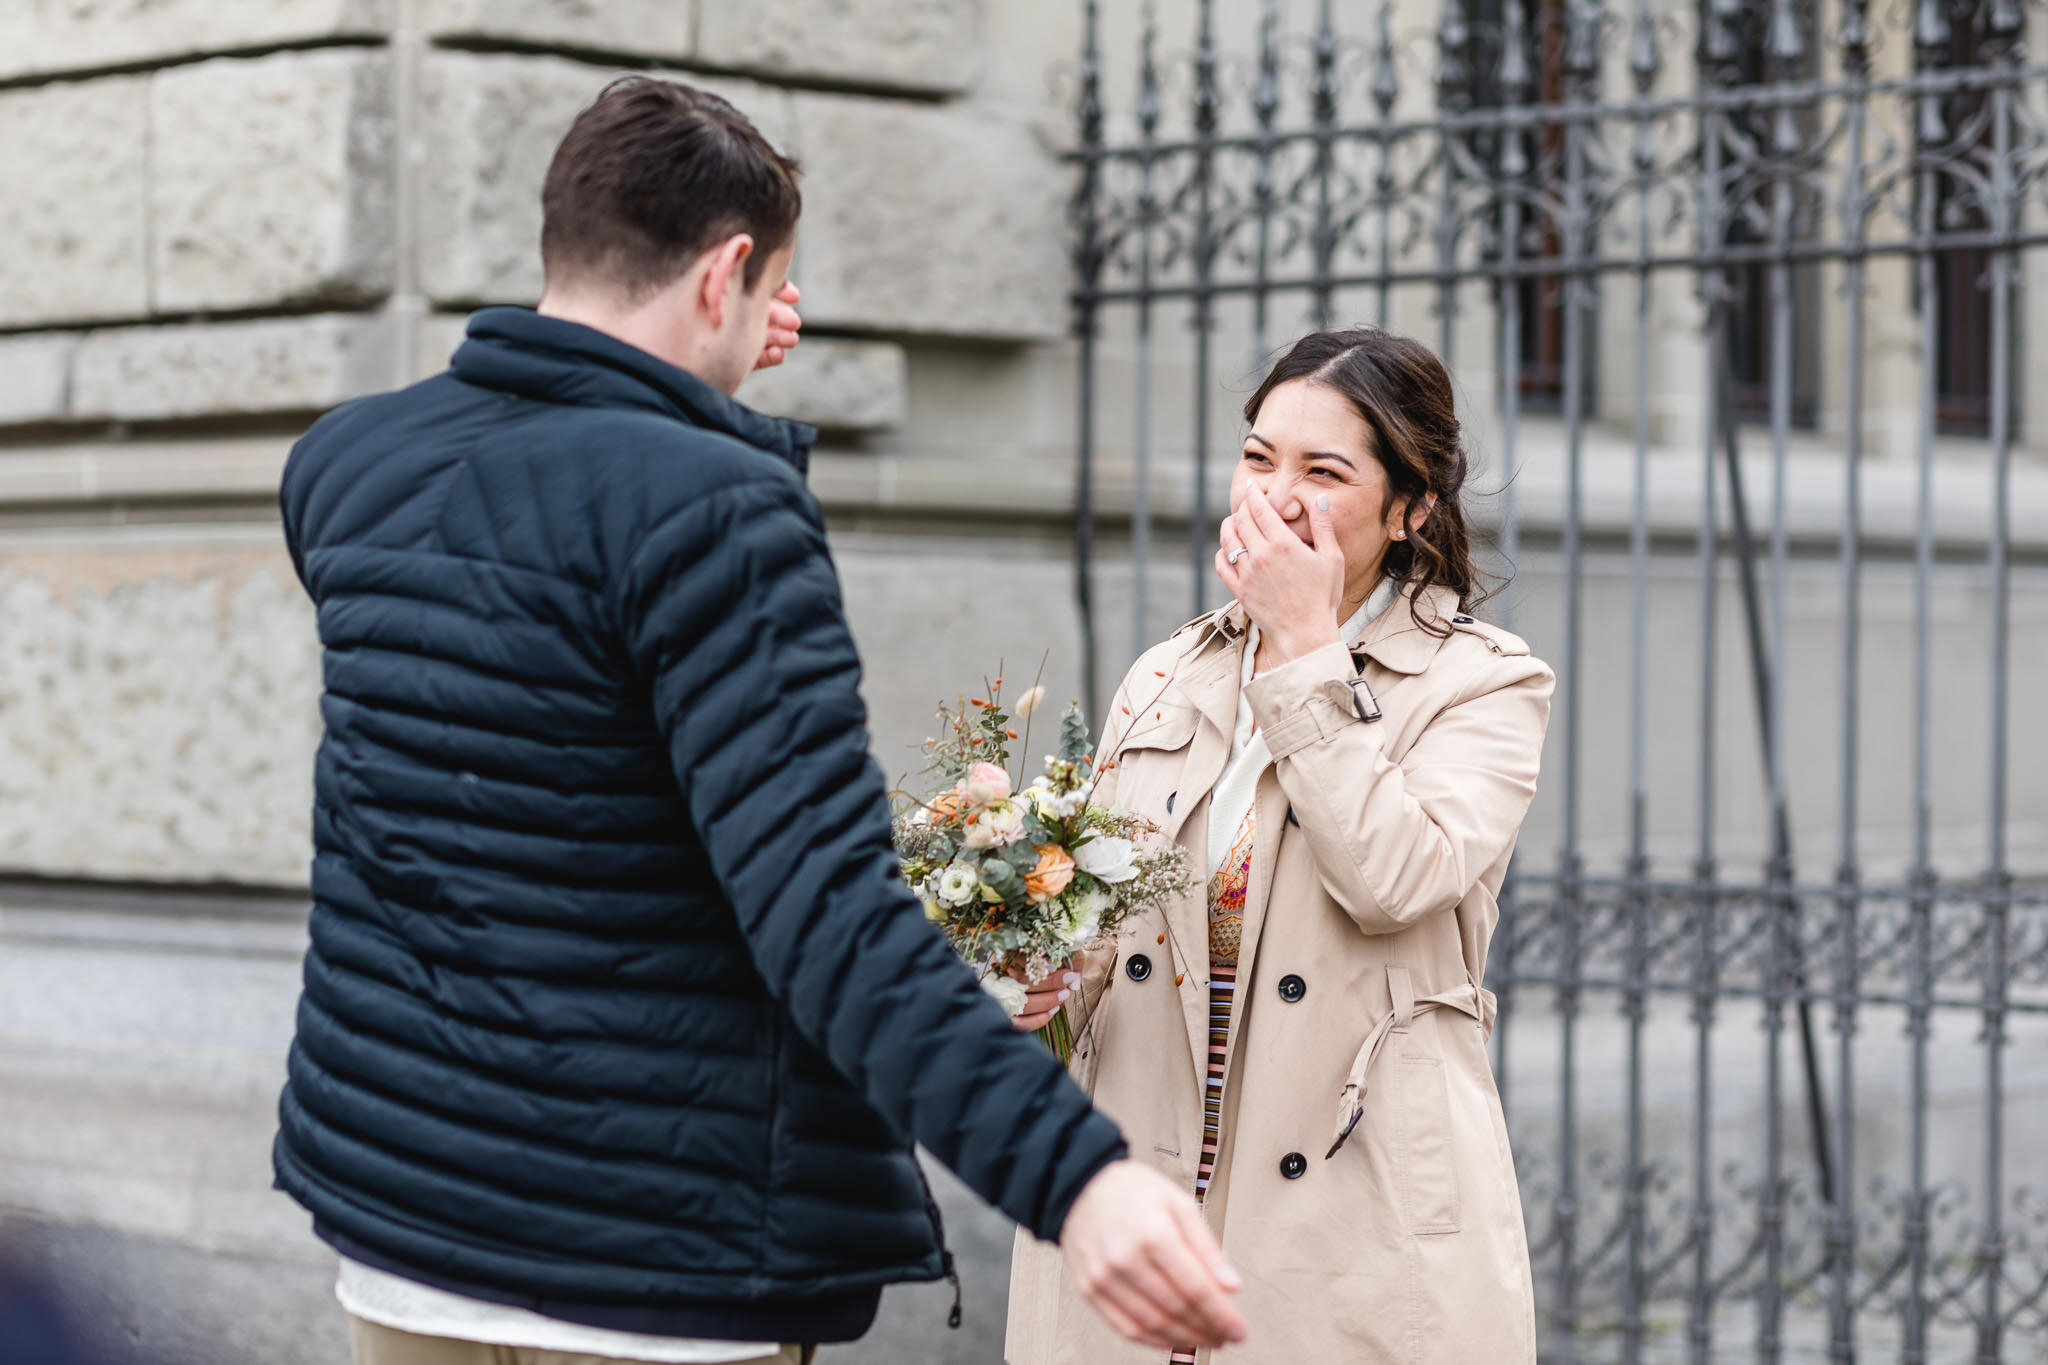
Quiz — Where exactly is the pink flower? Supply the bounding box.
[963,762,1013,807]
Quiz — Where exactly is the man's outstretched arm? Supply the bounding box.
[618,473,1244,1350]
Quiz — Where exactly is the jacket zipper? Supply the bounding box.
[910,1152,964,1329]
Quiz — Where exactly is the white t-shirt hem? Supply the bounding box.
[336,1257,782,1363]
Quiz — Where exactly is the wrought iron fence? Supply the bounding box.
[1066,0,2048,1360]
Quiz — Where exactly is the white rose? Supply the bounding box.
[1056,883,1111,946]
[1073,834,1138,884]
[980,971,1028,1017]
[937,862,980,906]
[962,800,1026,849]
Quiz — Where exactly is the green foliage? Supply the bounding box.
[1058,702,1093,766]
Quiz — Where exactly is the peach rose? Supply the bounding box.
[1024,843,1077,903]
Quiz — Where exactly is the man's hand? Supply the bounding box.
[755,282,802,370]
[1061,1160,1247,1351]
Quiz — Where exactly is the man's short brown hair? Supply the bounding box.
[540,76,801,301]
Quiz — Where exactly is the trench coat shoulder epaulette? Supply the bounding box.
[1443,611,1532,658]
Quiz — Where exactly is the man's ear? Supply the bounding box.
[697,234,756,330]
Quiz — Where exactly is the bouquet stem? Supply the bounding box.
[1037,1008,1076,1066]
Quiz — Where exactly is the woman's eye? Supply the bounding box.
[1309,466,1340,480]
[1242,450,1270,465]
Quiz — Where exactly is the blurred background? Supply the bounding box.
[1,0,2045,1361]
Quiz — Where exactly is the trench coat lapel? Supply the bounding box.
[1153,626,1241,1085]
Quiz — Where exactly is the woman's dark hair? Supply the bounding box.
[1243,328,1491,631]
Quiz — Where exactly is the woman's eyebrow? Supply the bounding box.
[1245,431,1360,471]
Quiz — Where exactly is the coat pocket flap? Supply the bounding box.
[1115,703,1200,755]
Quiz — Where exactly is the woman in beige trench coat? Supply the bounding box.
[1006,329,1553,1365]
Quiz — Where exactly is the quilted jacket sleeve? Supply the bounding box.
[618,474,1129,1243]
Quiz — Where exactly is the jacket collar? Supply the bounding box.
[1193,581,1459,677]
[450,307,819,475]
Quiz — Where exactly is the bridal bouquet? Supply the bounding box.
[893,671,1193,1061]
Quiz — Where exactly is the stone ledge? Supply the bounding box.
[0,316,410,427]
[419,313,907,433]
[73,316,399,422]
[737,339,909,432]
[697,0,982,95]
[2,426,2042,559]
[0,316,906,443]
[0,0,391,84]
[419,0,694,62]
[0,439,291,508]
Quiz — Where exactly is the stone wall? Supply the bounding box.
[0,0,1086,890]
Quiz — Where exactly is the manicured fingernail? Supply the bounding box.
[1065,972,1082,989]
[1058,989,1071,1002]
[1316,494,1330,511]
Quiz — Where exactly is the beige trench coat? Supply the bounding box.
[1006,584,1554,1365]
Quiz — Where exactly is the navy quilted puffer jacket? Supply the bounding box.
[272,308,1127,1310]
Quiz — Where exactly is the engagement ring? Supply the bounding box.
[1227,548,1247,565]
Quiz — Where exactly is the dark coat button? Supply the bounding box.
[1126,954,1152,982]
[1280,1152,1307,1179]
[1166,791,1176,813]
[1277,974,1307,1003]
[1452,614,1476,624]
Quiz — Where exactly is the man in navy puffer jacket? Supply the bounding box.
[273,77,1244,1365]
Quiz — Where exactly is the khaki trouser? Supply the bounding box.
[348,1314,818,1365]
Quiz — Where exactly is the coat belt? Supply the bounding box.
[1325,965,1496,1159]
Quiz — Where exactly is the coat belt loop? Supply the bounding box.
[1388,964,1415,1031]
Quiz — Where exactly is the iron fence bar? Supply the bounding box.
[1828,3,1873,1357]
[1132,6,1160,665]
[1250,0,1280,364]
[1691,9,1739,1359]
[1074,0,1104,715]
[1621,3,1661,1358]
[1977,5,2022,1356]
[1489,0,1531,1102]
[1494,0,1531,628]
[1372,2,1398,328]
[1551,7,1601,1355]
[1758,3,1805,1351]
[1311,0,1338,330]
[1434,0,1469,366]
[1905,3,1946,1356]
[1189,0,1219,622]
